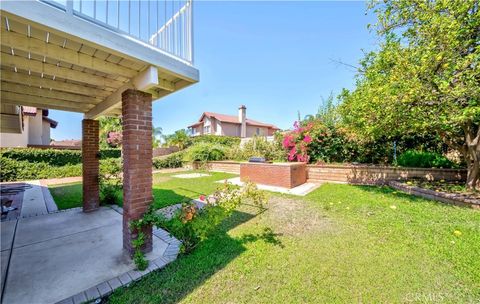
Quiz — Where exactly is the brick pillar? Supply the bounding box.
[82,119,100,212]
[122,89,153,255]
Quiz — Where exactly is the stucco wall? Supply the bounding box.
[246,126,268,137]
[0,118,29,147]
[28,110,43,145]
[221,122,240,137]
[41,120,51,145]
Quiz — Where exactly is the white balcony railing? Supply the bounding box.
[41,0,194,64]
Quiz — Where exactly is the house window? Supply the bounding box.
[256,128,260,135]
[204,126,210,134]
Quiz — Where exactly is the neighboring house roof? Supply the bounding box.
[189,112,280,129]
[42,116,58,128]
[21,106,58,128]
[22,106,38,116]
[50,139,81,147]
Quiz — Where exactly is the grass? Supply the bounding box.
[48,170,236,210]
[108,183,480,303]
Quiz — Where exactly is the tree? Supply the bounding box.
[303,93,340,127]
[153,126,163,148]
[163,129,191,150]
[339,0,480,189]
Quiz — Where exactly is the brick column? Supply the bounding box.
[82,119,100,212]
[122,89,153,255]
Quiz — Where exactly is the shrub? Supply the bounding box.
[154,181,267,253]
[99,158,123,205]
[0,157,124,182]
[226,135,285,161]
[191,135,240,147]
[397,150,456,168]
[183,142,227,163]
[153,151,185,169]
[0,157,82,182]
[99,148,121,159]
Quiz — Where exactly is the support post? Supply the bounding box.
[82,119,100,212]
[122,89,153,255]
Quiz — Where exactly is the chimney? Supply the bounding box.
[238,105,246,138]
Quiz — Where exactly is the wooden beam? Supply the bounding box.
[1,82,100,104]
[84,82,134,119]
[1,92,92,112]
[1,70,112,98]
[85,66,164,119]
[1,29,138,78]
[2,99,86,113]
[1,53,124,89]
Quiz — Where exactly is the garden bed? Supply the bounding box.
[389,181,479,209]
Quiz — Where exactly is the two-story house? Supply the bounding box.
[188,105,280,137]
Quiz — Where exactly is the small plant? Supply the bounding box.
[99,158,122,205]
[129,181,267,269]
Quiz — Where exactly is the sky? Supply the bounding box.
[50,1,378,141]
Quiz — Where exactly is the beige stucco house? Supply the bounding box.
[0,105,57,148]
[188,105,280,138]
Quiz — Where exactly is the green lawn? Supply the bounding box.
[49,171,236,210]
[108,183,480,303]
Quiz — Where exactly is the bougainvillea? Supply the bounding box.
[106,131,122,147]
[282,121,315,162]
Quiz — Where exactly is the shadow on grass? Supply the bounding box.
[108,206,282,304]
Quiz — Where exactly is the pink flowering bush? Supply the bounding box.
[282,121,316,162]
[107,131,122,147]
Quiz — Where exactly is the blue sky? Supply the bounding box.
[51,1,378,140]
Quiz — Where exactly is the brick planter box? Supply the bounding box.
[240,162,307,188]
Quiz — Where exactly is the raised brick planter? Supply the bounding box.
[240,162,307,189]
[389,181,479,209]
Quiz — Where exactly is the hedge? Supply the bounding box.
[0,157,125,182]
[0,148,121,166]
[0,157,82,182]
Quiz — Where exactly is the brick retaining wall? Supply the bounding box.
[196,161,467,185]
[307,164,466,185]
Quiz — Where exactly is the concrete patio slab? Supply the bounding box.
[1,221,16,251]
[217,177,322,196]
[1,249,11,295]
[1,207,178,304]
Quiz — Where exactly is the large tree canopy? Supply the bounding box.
[340,0,480,188]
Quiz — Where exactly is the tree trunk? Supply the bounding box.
[466,157,479,190]
[464,124,480,191]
